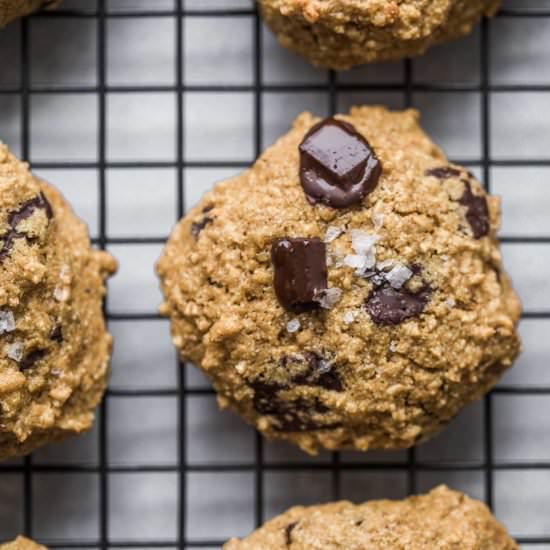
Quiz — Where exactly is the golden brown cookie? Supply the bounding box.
[259,0,500,69]
[0,537,46,550]
[0,143,117,461]
[224,485,518,549]
[0,0,61,27]
[157,106,521,455]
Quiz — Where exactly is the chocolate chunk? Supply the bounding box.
[191,216,213,239]
[271,237,327,312]
[20,349,46,371]
[299,117,382,209]
[459,181,489,239]
[1,193,53,263]
[51,325,63,343]
[365,284,431,326]
[296,352,343,391]
[8,193,53,228]
[285,522,298,545]
[425,166,461,179]
[250,379,287,416]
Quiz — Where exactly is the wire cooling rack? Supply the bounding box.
[0,0,549,548]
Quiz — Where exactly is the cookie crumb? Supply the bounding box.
[446,297,456,309]
[286,318,301,333]
[389,340,398,352]
[343,310,356,324]
[372,212,385,230]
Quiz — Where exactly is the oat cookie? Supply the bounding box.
[0,143,117,461]
[224,485,518,549]
[0,0,61,27]
[259,0,500,69]
[0,537,46,550]
[157,106,521,455]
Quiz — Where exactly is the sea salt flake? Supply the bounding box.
[54,287,70,302]
[344,254,367,271]
[377,259,395,271]
[363,249,376,270]
[446,298,456,309]
[0,310,16,334]
[324,226,344,243]
[6,341,23,362]
[343,310,356,324]
[314,287,342,309]
[372,212,385,230]
[389,340,398,352]
[385,263,413,289]
[351,230,380,256]
[286,318,301,333]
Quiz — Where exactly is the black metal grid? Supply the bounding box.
[1,0,550,548]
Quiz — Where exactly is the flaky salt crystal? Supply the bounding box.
[372,212,385,231]
[54,287,69,302]
[314,287,342,309]
[377,259,395,271]
[351,230,380,256]
[389,340,398,352]
[324,226,344,243]
[0,310,15,334]
[446,297,456,309]
[286,318,301,333]
[6,341,23,362]
[344,254,367,271]
[343,310,356,324]
[385,263,413,289]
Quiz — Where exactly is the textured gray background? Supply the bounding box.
[0,0,549,548]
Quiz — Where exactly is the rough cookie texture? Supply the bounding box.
[157,106,521,455]
[0,143,117,461]
[259,0,500,69]
[0,537,46,550]
[224,485,518,549]
[0,0,61,27]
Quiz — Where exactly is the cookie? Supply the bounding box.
[0,0,61,27]
[0,537,46,550]
[259,0,500,69]
[0,143,117,461]
[157,106,521,455]
[224,485,517,549]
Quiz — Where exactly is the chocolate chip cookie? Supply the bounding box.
[157,106,521,455]
[259,0,500,69]
[0,537,46,550]
[224,485,518,549]
[0,143,117,461]
[0,0,61,27]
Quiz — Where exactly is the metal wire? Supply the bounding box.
[1,1,549,548]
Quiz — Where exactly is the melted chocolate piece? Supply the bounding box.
[290,352,343,391]
[271,237,327,312]
[459,181,489,239]
[365,284,431,326]
[425,166,461,179]
[20,349,47,371]
[191,216,213,239]
[285,522,298,545]
[299,117,382,209]
[51,324,63,343]
[0,193,53,263]
[250,379,286,415]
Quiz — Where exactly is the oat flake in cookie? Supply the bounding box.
[259,0,500,70]
[157,106,521,455]
[0,143,117,461]
[0,0,61,27]
[224,485,518,549]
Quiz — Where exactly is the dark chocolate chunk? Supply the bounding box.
[20,349,47,371]
[271,237,327,312]
[299,117,382,209]
[298,352,343,391]
[425,166,462,179]
[191,216,213,239]
[365,284,431,326]
[51,324,63,343]
[0,193,53,263]
[250,379,286,416]
[459,181,489,239]
[285,522,298,545]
